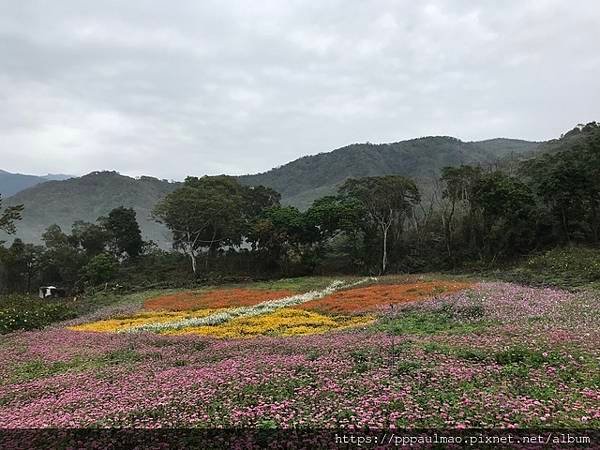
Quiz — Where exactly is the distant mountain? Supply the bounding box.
[239,137,540,209]
[1,136,543,247]
[0,170,73,197]
[1,171,178,246]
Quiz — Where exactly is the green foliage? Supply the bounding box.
[494,346,565,368]
[499,246,600,288]
[340,175,420,274]
[522,122,600,244]
[71,221,110,257]
[240,137,539,209]
[0,239,44,292]
[247,205,321,273]
[1,203,148,293]
[102,207,144,258]
[0,194,24,235]
[0,295,77,334]
[0,123,599,290]
[41,224,71,249]
[251,276,351,292]
[153,176,277,275]
[0,171,177,246]
[0,286,181,335]
[394,360,422,375]
[376,305,492,336]
[39,224,88,287]
[441,165,482,203]
[8,349,142,383]
[154,176,246,249]
[113,250,194,290]
[471,172,539,259]
[2,139,541,248]
[83,253,118,286]
[304,196,364,239]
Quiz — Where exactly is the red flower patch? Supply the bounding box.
[144,289,295,311]
[295,281,474,314]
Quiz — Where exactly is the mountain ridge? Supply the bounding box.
[2,171,178,246]
[238,136,540,208]
[1,135,542,246]
[0,170,73,198]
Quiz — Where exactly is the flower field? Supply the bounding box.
[0,277,598,432]
[143,288,296,311]
[296,280,474,313]
[69,278,374,336]
[162,308,375,338]
[67,278,474,337]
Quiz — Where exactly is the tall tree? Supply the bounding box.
[6,239,44,292]
[247,206,313,273]
[439,165,482,261]
[339,176,420,274]
[71,221,110,257]
[40,224,86,287]
[102,207,144,258]
[471,172,538,261]
[0,195,24,236]
[41,224,71,250]
[241,185,281,217]
[522,122,600,243]
[153,176,247,275]
[304,195,365,241]
[82,253,118,286]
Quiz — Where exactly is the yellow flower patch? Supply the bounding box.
[68,309,218,333]
[162,308,375,338]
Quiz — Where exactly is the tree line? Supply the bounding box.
[0,122,598,293]
[0,205,144,292]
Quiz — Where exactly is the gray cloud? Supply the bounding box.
[1,0,599,179]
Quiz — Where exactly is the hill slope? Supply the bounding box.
[2,136,541,246]
[1,172,178,246]
[0,170,72,197]
[239,137,540,208]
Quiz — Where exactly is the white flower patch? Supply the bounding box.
[124,277,374,333]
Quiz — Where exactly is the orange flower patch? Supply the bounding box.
[144,289,295,311]
[295,281,473,314]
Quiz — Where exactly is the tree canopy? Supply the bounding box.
[339,176,420,274]
[0,195,24,236]
[153,176,280,275]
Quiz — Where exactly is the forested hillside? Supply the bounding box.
[239,137,539,208]
[1,136,541,246]
[1,172,178,245]
[0,123,597,292]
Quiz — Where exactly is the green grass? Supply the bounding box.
[375,305,495,336]
[5,348,142,384]
[494,246,600,288]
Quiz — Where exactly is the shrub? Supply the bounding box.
[83,253,118,286]
[0,295,77,334]
[494,346,566,367]
[500,246,600,288]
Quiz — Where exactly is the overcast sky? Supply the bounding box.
[1,0,599,179]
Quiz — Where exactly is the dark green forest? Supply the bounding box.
[0,122,598,294]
